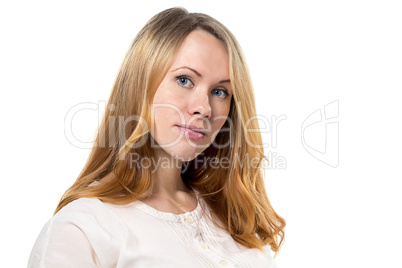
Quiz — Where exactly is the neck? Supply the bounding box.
[151,148,192,198]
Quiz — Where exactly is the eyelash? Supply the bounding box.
[176,75,229,98]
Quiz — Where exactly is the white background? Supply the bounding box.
[1,1,401,267]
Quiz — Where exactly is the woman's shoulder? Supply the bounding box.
[51,198,126,236]
[54,197,108,219]
[53,198,107,224]
[29,198,128,267]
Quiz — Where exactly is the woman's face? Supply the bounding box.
[151,30,232,161]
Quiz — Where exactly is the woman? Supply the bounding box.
[28,7,285,267]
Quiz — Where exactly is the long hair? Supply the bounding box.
[55,7,285,254]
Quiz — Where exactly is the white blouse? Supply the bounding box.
[28,191,278,268]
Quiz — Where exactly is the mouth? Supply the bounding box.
[176,125,206,140]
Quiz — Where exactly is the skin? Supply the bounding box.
[145,30,233,213]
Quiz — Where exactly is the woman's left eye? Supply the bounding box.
[212,88,229,98]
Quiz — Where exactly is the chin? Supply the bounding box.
[152,133,209,162]
[168,148,201,162]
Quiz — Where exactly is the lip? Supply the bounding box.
[176,124,206,135]
[176,125,206,140]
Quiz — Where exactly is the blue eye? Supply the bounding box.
[212,88,229,98]
[176,76,193,87]
[176,75,229,98]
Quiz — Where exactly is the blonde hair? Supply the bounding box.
[56,7,285,254]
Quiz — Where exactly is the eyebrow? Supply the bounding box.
[171,66,231,84]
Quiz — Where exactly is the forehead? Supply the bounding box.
[171,30,229,79]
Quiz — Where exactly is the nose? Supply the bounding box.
[187,90,212,119]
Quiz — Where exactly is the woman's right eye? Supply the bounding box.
[176,76,193,88]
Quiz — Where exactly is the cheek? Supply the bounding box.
[153,86,186,112]
[152,96,187,134]
[207,117,227,144]
[209,102,231,136]
[152,85,185,122]
[211,109,230,132]
[153,107,176,130]
[212,102,231,124]
[213,118,228,134]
